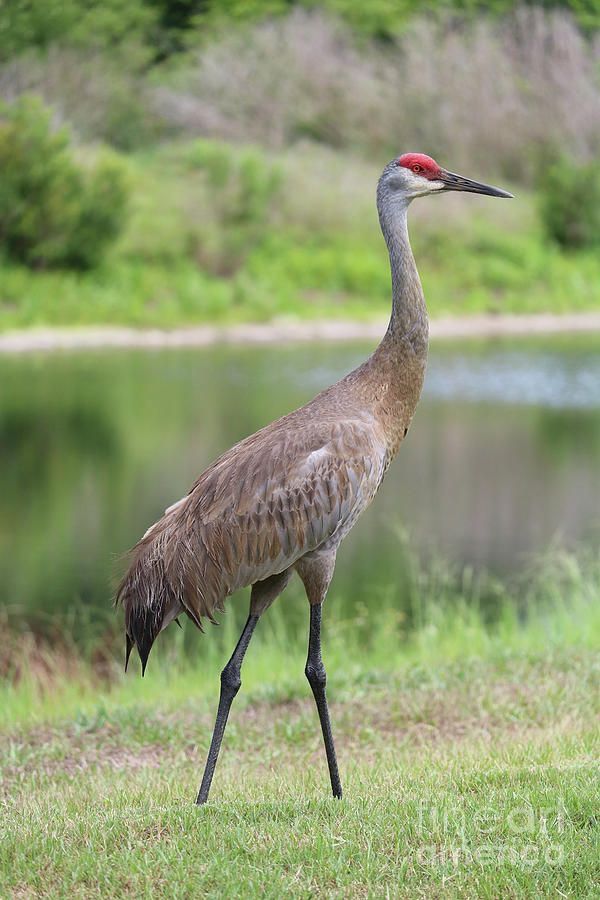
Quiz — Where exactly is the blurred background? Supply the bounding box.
[0,0,599,680]
[1,0,600,326]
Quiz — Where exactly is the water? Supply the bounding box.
[1,335,599,642]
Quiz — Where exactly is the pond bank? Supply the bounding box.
[2,311,600,353]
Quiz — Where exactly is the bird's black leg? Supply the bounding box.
[196,613,259,805]
[305,603,343,799]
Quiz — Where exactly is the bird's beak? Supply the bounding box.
[439,170,513,198]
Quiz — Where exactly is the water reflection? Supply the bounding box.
[1,335,599,638]
[425,343,600,409]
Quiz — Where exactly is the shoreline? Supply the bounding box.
[1,312,600,354]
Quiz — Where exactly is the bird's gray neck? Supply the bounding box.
[377,196,428,358]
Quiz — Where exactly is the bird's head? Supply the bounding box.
[378,153,513,206]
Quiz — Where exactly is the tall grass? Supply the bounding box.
[4,8,597,181]
[156,7,600,182]
[0,47,154,150]
[2,546,598,730]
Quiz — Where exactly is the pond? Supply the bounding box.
[1,334,599,644]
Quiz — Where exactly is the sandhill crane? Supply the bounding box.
[118,153,511,803]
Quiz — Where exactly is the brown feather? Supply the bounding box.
[117,409,389,665]
[118,161,434,671]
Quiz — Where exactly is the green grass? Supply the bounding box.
[1,552,598,897]
[3,548,599,730]
[1,143,599,331]
[1,651,598,897]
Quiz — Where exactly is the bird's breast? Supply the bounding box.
[372,357,427,459]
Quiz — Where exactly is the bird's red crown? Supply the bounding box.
[397,153,442,180]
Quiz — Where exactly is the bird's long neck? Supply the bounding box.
[328,189,429,455]
[378,199,428,355]
[351,192,429,456]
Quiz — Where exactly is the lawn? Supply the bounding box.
[1,553,599,897]
[1,651,598,898]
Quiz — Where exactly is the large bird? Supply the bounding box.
[118,153,512,804]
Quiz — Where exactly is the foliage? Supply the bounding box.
[3,0,596,68]
[158,8,600,183]
[0,48,159,151]
[0,139,599,329]
[1,8,598,175]
[539,157,600,249]
[0,96,128,269]
[192,0,600,37]
[0,0,157,61]
[184,139,282,275]
[146,0,210,58]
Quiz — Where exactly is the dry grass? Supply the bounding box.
[156,7,600,182]
[0,8,597,176]
[0,47,152,149]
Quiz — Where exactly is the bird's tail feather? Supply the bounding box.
[117,497,230,674]
[116,523,189,676]
[125,633,134,672]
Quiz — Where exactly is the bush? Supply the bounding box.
[184,139,281,275]
[0,49,159,151]
[0,0,157,60]
[540,158,600,249]
[0,96,128,269]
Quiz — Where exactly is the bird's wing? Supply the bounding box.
[157,415,387,624]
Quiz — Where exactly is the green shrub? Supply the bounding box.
[185,139,281,275]
[539,157,600,249]
[101,83,157,151]
[0,0,156,60]
[0,96,128,269]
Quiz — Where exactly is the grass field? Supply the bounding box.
[2,553,599,897]
[2,652,598,898]
[2,143,599,332]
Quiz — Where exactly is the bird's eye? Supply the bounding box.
[412,164,422,173]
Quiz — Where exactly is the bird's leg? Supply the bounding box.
[305,602,343,799]
[196,613,259,805]
[296,554,342,799]
[196,573,291,805]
